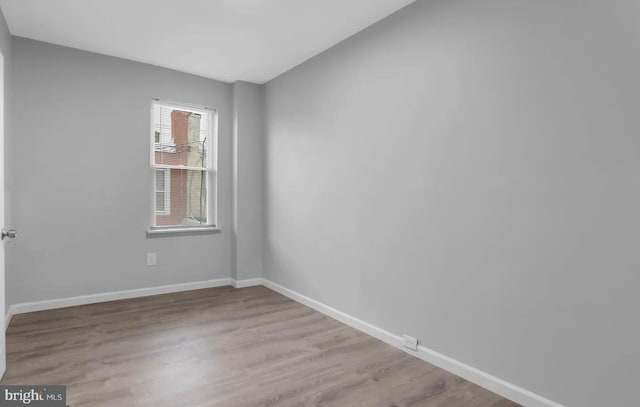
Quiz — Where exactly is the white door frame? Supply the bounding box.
[0,49,7,379]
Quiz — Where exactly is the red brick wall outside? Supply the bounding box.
[155,110,191,226]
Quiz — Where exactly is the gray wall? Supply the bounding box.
[7,38,233,307]
[232,82,264,281]
[0,8,10,156]
[264,1,640,406]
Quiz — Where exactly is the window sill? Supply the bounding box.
[146,226,221,237]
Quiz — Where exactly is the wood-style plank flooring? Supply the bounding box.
[3,286,521,406]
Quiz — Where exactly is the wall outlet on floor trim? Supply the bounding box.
[403,334,418,351]
[146,252,157,266]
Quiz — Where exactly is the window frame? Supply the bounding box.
[148,99,218,232]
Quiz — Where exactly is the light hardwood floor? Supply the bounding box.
[2,286,521,407]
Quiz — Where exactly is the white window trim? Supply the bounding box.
[155,168,171,215]
[149,99,218,232]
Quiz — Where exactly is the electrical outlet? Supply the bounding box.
[147,252,157,266]
[402,335,418,351]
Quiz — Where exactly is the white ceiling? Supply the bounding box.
[0,0,415,84]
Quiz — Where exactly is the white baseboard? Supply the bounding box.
[261,279,565,407]
[231,278,265,288]
[2,276,564,407]
[5,277,233,330]
[4,277,265,330]
[4,307,13,331]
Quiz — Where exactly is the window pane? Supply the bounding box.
[154,169,208,227]
[153,104,209,168]
[155,192,165,211]
[153,104,175,152]
[155,170,165,191]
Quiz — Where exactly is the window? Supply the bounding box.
[150,100,216,229]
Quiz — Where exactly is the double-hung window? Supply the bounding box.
[150,100,216,229]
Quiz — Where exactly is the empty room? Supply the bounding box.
[0,0,634,406]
